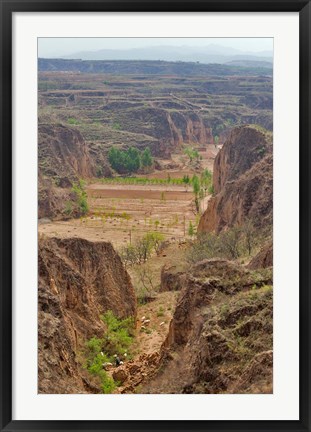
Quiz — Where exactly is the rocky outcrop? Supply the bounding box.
[212,125,272,193]
[160,265,185,292]
[144,259,273,394]
[164,259,271,348]
[247,242,273,270]
[112,352,161,393]
[38,237,137,394]
[198,125,273,233]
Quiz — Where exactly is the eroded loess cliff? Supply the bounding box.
[39,123,95,182]
[143,259,273,394]
[38,237,136,394]
[98,106,214,157]
[198,125,273,233]
[38,124,90,220]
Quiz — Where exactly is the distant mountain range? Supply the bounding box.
[60,45,273,65]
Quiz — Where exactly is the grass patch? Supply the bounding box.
[67,117,80,125]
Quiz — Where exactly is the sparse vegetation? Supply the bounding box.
[188,221,195,237]
[187,221,263,262]
[83,311,135,393]
[135,265,157,304]
[208,184,215,195]
[184,146,200,163]
[120,232,165,266]
[157,306,165,317]
[67,117,79,125]
[191,175,201,213]
[64,200,73,216]
[72,179,89,215]
[99,176,189,186]
[141,147,153,168]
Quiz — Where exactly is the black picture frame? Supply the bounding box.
[1,1,310,431]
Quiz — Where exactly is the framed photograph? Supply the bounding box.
[1,0,310,431]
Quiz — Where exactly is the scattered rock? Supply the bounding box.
[113,368,128,384]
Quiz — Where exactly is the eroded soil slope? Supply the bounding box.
[38,237,136,393]
[198,125,273,233]
[142,259,273,394]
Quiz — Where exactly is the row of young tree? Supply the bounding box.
[185,169,213,214]
[108,146,153,174]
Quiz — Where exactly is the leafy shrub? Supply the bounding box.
[208,184,215,195]
[141,147,153,167]
[95,165,104,177]
[83,311,135,393]
[83,337,116,394]
[64,200,73,216]
[72,179,88,215]
[100,310,135,356]
[67,118,79,125]
[157,306,165,317]
[188,221,195,237]
[112,122,121,130]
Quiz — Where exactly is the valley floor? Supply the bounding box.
[39,180,210,249]
[38,171,203,393]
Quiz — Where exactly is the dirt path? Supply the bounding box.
[110,289,179,394]
[108,242,186,394]
[133,291,178,355]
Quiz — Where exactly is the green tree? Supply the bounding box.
[200,169,212,197]
[126,147,141,172]
[108,147,125,173]
[184,146,200,163]
[192,175,201,213]
[72,179,88,215]
[141,147,153,167]
[182,174,190,192]
[108,146,141,174]
[188,221,195,237]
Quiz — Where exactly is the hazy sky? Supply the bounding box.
[38,37,273,58]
